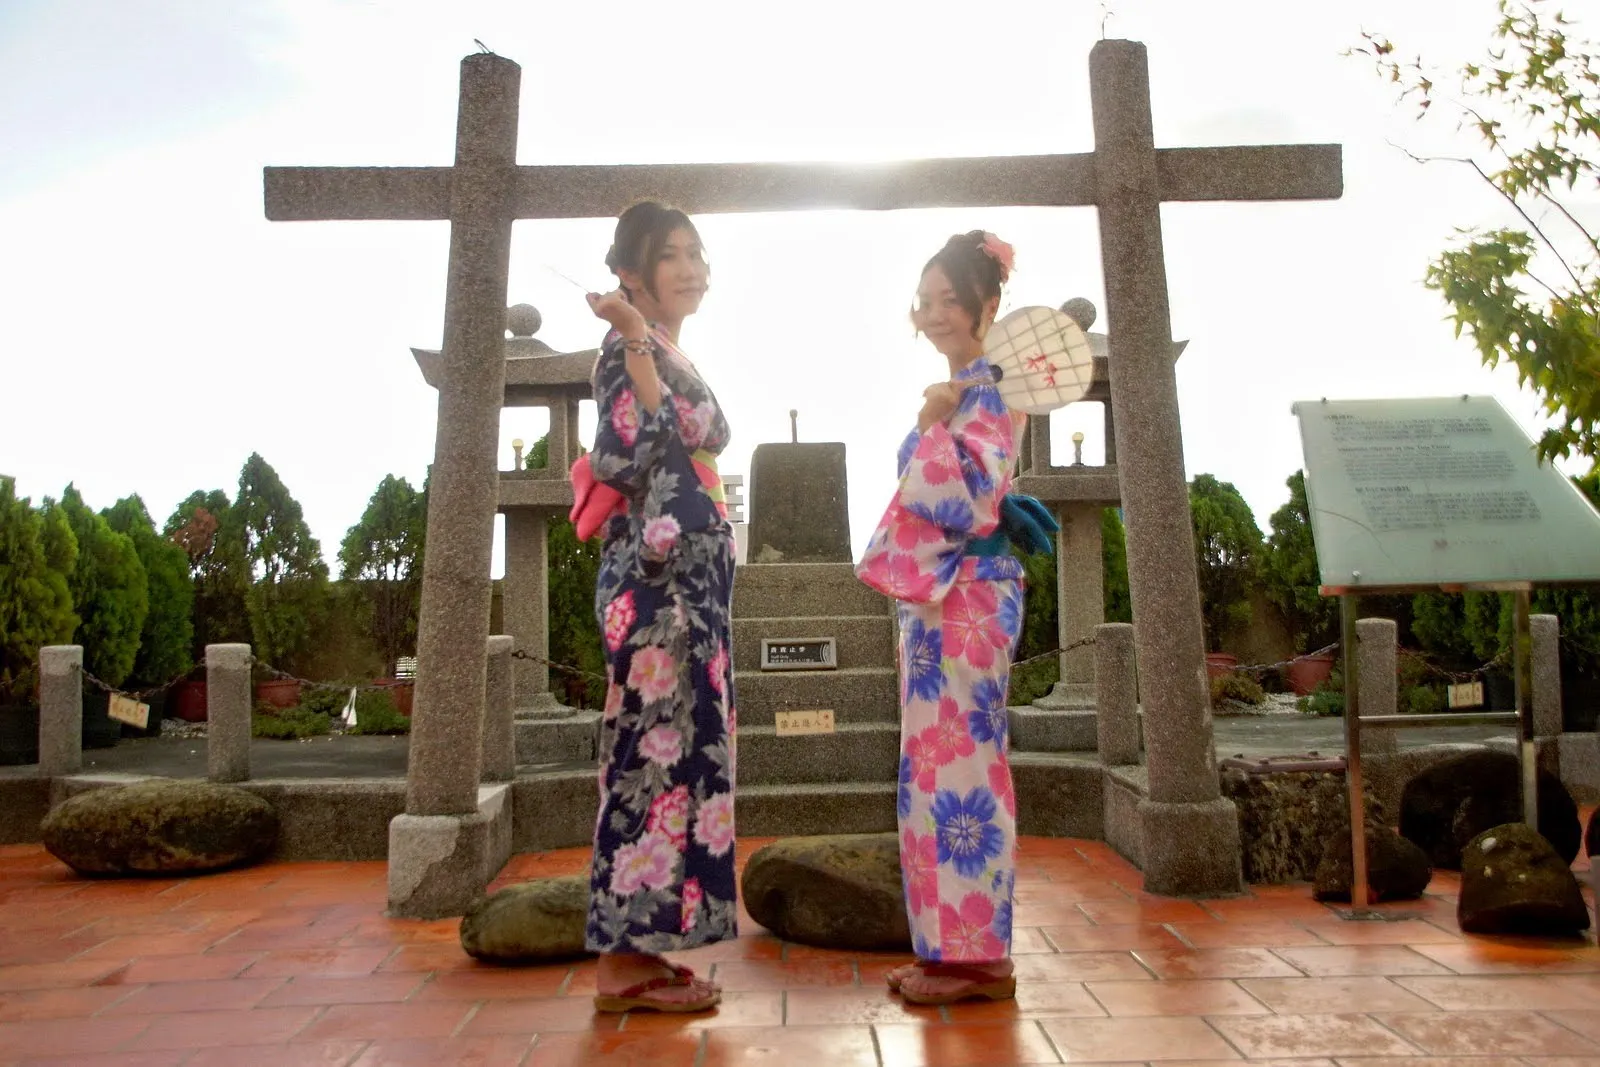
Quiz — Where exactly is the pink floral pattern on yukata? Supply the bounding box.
[856,358,1026,963]
[587,329,737,954]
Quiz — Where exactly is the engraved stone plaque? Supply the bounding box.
[760,638,837,672]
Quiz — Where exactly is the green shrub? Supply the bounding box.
[1210,671,1267,706]
[347,689,410,735]
[252,703,331,739]
[1299,687,1345,717]
[297,687,350,719]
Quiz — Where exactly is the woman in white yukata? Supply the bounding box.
[857,230,1053,1006]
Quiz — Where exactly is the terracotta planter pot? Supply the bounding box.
[1204,652,1239,680]
[374,680,414,717]
[1285,652,1336,696]
[172,680,208,722]
[254,679,302,710]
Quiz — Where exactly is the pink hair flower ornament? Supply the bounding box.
[978,232,1015,282]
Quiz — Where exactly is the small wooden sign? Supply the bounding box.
[760,638,837,672]
[107,694,150,729]
[1447,681,1485,709]
[774,709,835,736]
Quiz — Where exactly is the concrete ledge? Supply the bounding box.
[513,713,600,765]
[511,765,599,852]
[738,782,897,836]
[732,563,890,618]
[733,668,899,726]
[738,724,899,786]
[244,779,406,861]
[1102,765,1147,866]
[1009,706,1098,753]
[0,771,48,845]
[1013,752,1104,838]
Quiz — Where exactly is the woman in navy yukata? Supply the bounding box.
[580,202,736,1014]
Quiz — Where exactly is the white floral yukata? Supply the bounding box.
[856,357,1029,962]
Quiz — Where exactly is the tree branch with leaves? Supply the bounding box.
[1351,0,1600,462]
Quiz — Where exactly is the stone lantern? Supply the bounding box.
[412,303,599,761]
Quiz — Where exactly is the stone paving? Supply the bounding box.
[1,830,1595,1066]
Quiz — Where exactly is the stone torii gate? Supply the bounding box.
[265,41,1342,915]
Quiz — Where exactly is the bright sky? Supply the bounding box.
[3,0,1593,577]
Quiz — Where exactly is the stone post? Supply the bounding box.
[1355,619,1398,757]
[206,644,253,783]
[1095,623,1140,765]
[38,646,83,777]
[390,53,518,919]
[502,509,559,713]
[1091,38,1239,895]
[1531,614,1561,777]
[1038,503,1103,709]
[483,635,515,782]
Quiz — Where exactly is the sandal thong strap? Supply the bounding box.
[613,973,698,999]
[917,963,1010,983]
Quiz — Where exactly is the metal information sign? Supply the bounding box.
[1294,396,1600,591]
[1294,396,1600,915]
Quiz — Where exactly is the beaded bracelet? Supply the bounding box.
[620,338,653,356]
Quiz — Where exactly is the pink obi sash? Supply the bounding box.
[568,450,726,542]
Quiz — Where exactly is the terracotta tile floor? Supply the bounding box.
[0,836,1594,1066]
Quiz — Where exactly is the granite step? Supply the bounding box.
[731,615,896,672]
[512,711,600,765]
[737,722,900,786]
[732,667,900,726]
[1008,705,1099,753]
[733,562,891,619]
[735,781,898,837]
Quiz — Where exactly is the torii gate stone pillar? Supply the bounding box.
[265,40,1341,914]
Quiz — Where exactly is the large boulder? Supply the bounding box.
[1458,822,1591,935]
[42,780,278,876]
[1399,750,1580,870]
[1222,760,1382,884]
[1313,820,1432,903]
[460,876,589,963]
[741,833,910,951]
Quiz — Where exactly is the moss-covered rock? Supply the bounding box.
[1313,820,1431,903]
[41,780,278,876]
[1399,751,1580,870]
[459,875,589,963]
[741,833,910,951]
[1222,764,1383,884]
[1458,822,1590,935]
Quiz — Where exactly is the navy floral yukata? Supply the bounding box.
[585,328,739,954]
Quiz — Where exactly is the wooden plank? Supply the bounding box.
[1156,144,1343,202]
[263,167,452,221]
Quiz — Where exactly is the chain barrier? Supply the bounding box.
[1558,633,1600,661]
[75,664,202,702]
[510,648,608,683]
[1397,646,1510,683]
[1227,642,1341,677]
